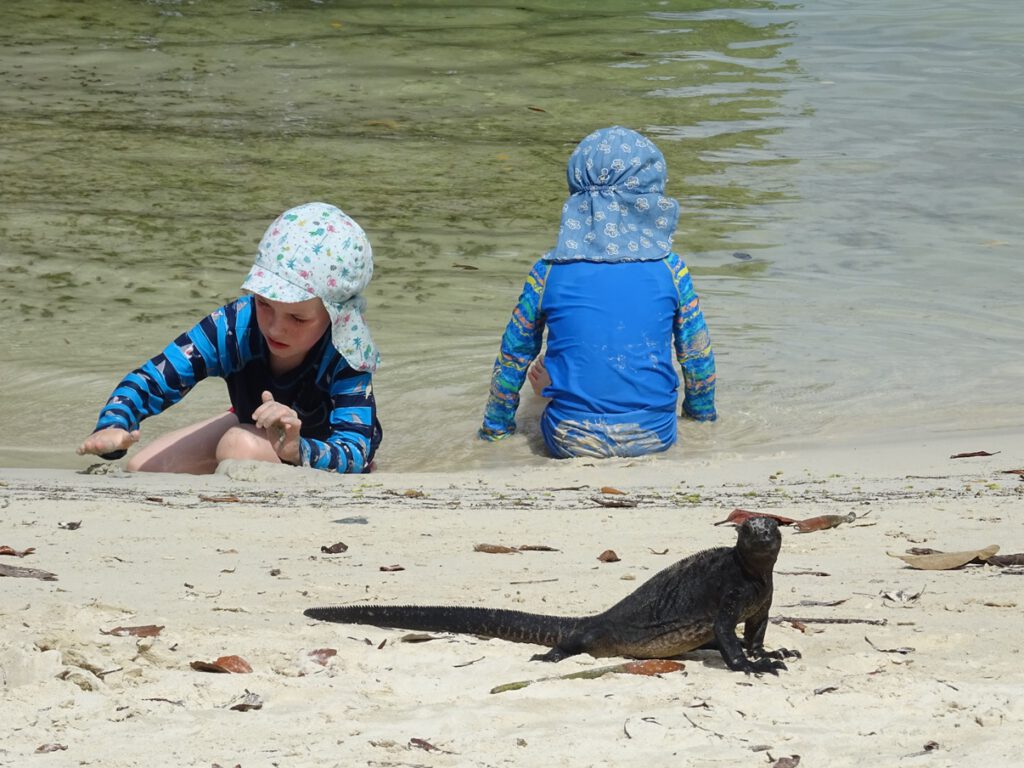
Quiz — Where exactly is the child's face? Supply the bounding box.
[253,295,330,372]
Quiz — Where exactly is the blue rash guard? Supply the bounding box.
[480,253,716,458]
[93,295,381,473]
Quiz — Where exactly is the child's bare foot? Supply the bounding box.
[528,357,552,396]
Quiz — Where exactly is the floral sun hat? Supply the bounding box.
[241,202,379,372]
[544,126,680,264]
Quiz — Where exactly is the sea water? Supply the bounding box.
[1,0,1021,471]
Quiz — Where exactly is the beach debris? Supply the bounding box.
[865,636,914,655]
[474,543,560,554]
[649,547,669,555]
[0,563,58,581]
[320,541,349,554]
[269,568,281,576]
[793,512,856,533]
[475,543,519,554]
[190,655,253,674]
[384,488,425,498]
[400,633,437,643]
[880,587,925,606]
[198,494,242,503]
[713,508,797,527]
[888,545,999,570]
[1001,468,1024,475]
[597,549,620,563]
[228,689,263,711]
[949,450,999,459]
[380,564,405,572]
[527,105,547,113]
[770,756,801,768]
[600,486,626,495]
[772,615,888,627]
[101,624,164,638]
[333,515,368,525]
[590,494,638,508]
[0,545,35,557]
[144,496,164,503]
[410,737,453,753]
[451,263,478,270]
[780,598,848,608]
[903,741,941,758]
[58,520,82,530]
[777,569,831,577]
[35,744,68,754]
[491,659,684,694]
[988,553,1024,567]
[308,648,337,666]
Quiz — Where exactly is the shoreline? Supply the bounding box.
[2,429,1022,766]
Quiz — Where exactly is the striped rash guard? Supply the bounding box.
[93,295,381,473]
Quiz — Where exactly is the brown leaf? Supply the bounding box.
[308,648,338,666]
[772,757,801,768]
[380,564,405,572]
[620,660,685,676]
[198,494,241,503]
[713,508,798,526]
[793,512,856,533]
[400,633,437,643]
[789,620,808,633]
[0,545,35,557]
[888,545,999,570]
[451,263,479,270]
[101,624,164,638]
[144,496,164,503]
[526,106,547,113]
[384,488,425,498]
[474,543,519,554]
[190,654,253,673]
[517,544,559,552]
[35,744,68,754]
[600,486,626,495]
[598,549,620,563]
[320,541,349,554]
[1001,468,1024,475]
[950,450,999,459]
[0,563,58,581]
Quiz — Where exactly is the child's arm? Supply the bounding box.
[295,364,378,473]
[480,260,549,440]
[670,255,717,421]
[84,299,255,458]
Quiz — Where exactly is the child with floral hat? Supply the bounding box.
[480,126,716,458]
[78,202,382,474]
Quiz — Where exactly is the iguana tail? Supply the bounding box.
[304,604,580,648]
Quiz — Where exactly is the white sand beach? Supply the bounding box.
[2,429,1023,767]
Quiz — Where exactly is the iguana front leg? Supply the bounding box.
[742,601,799,666]
[715,588,785,675]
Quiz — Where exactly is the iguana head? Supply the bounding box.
[735,516,782,573]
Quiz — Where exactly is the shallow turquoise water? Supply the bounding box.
[1,1,1021,470]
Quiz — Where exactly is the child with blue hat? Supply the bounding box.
[480,127,716,458]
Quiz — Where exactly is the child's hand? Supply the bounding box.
[77,427,140,456]
[252,391,302,464]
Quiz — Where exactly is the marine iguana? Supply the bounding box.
[304,516,793,674]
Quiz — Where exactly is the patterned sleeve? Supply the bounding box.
[479,259,550,440]
[299,361,377,474]
[667,254,717,421]
[94,299,255,437]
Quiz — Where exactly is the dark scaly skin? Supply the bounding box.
[304,517,794,674]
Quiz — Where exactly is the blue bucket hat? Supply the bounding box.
[544,126,680,264]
